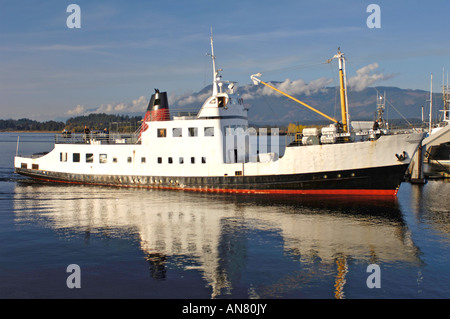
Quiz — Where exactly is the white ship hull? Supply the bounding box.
[14,127,424,196]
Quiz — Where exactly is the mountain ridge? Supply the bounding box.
[171,84,439,126]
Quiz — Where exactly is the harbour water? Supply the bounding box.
[0,132,449,299]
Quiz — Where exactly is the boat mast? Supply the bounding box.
[442,68,449,122]
[334,49,350,133]
[376,91,386,128]
[208,28,221,96]
[429,73,433,132]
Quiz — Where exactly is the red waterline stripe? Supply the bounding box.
[30,176,398,196]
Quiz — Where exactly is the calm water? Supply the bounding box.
[0,132,449,299]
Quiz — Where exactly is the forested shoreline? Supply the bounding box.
[0,113,142,132]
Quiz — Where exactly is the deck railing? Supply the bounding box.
[55,132,140,144]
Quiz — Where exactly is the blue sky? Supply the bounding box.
[1,0,449,120]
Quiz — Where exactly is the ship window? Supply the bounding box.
[21,163,27,169]
[73,153,80,163]
[218,96,227,107]
[191,157,195,164]
[188,127,198,137]
[172,128,182,137]
[86,153,94,163]
[141,157,146,163]
[157,157,162,164]
[202,157,206,164]
[157,128,167,137]
[204,127,214,136]
[179,157,184,164]
[127,157,132,163]
[168,157,173,164]
[99,154,107,164]
[32,164,39,170]
[113,157,118,163]
[60,152,67,162]
[235,171,242,176]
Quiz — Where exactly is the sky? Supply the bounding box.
[1,0,449,121]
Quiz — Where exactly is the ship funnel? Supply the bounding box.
[144,89,170,122]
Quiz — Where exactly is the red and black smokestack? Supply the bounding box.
[143,89,170,122]
[139,89,170,138]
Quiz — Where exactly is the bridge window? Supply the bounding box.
[218,96,227,107]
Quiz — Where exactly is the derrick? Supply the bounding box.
[251,49,351,133]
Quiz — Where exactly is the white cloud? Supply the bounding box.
[241,77,332,100]
[66,96,148,117]
[263,77,333,97]
[66,104,86,116]
[347,63,394,92]
[64,63,393,118]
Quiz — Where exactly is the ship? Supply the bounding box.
[14,35,425,196]
[425,72,450,170]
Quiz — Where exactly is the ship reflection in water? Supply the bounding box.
[13,182,424,299]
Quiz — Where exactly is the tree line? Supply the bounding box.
[0,118,65,132]
[0,113,143,132]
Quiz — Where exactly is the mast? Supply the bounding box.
[442,68,449,122]
[376,91,386,128]
[429,73,433,132]
[334,49,350,133]
[447,71,449,122]
[208,28,221,96]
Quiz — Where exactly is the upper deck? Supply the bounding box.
[55,131,141,145]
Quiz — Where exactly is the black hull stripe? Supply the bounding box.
[15,164,409,196]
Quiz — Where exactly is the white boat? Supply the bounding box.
[425,72,450,169]
[14,36,425,196]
